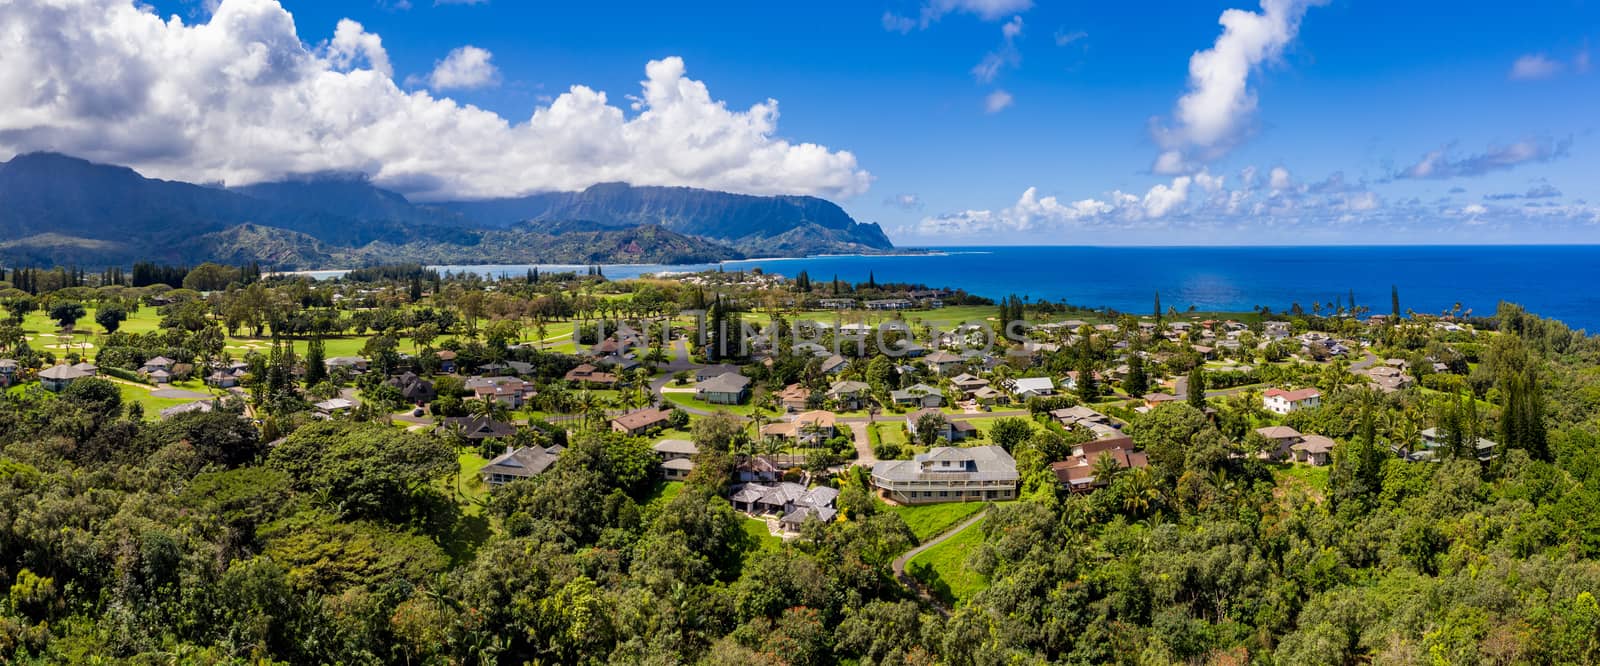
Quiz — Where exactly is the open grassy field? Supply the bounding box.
[115,382,199,419]
[885,499,987,542]
[743,517,783,551]
[454,451,492,515]
[907,516,989,605]
[661,391,757,416]
[1271,463,1331,495]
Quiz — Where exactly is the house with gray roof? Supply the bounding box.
[730,482,839,531]
[39,364,93,392]
[479,445,565,488]
[890,383,944,408]
[0,359,19,387]
[696,372,752,405]
[653,439,699,480]
[870,445,1019,505]
[826,380,871,410]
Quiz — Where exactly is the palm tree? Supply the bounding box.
[1091,452,1123,489]
[1122,467,1161,517]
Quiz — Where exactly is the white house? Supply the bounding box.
[1262,387,1321,415]
[1011,377,1056,400]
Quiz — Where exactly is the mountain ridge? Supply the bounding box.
[0,152,896,268]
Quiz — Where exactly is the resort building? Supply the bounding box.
[870,445,1019,505]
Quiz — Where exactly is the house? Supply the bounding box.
[1141,393,1180,410]
[435,349,458,373]
[1290,434,1337,466]
[324,356,369,373]
[923,351,963,375]
[890,383,944,408]
[479,445,564,488]
[820,354,848,375]
[865,298,914,310]
[441,414,517,440]
[950,373,990,395]
[71,361,98,377]
[1263,387,1322,415]
[1254,425,1305,460]
[760,410,838,447]
[870,445,1019,504]
[730,483,840,530]
[205,371,238,389]
[159,401,214,420]
[1049,436,1149,492]
[314,398,356,416]
[904,408,974,442]
[0,359,17,387]
[564,363,618,387]
[695,364,743,382]
[971,386,1009,405]
[1050,405,1120,439]
[696,372,752,405]
[386,372,435,403]
[826,380,871,410]
[465,376,536,408]
[1418,427,1498,461]
[735,455,783,483]
[818,298,856,309]
[653,439,698,479]
[777,383,812,412]
[39,364,93,392]
[1011,377,1056,400]
[141,356,176,373]
[611,408,673,436]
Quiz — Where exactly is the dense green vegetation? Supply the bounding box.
[1,259,1599,664]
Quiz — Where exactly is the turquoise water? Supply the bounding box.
[345,246,1600,331]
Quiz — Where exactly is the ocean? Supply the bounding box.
[328,246,1600,332]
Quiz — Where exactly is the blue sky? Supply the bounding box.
[5,0,1598,244]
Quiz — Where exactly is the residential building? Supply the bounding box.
[653,439,698,480]
[0,359,17,387]
[760,410,838,447]
[564,363,618,387]
[1290,434,1337,466]
[479,445,564,488]
[1050,405,1120,439]
[39,364,92,392]
[1011,377,1056,400]
[923,351,963,375]
[1049,436,1149,492]
[870,445,1019,504]
[864,298,913,310]
[466,376,536,408]
[820,354,848,375]
[386,371,435,403]
[777,383,812,412]
[949,373,990,395]
[730,482,840,531]
[324,356,369,373]
[314,398,356,416]
[696,372,752,405]
[826,380,871,410]
[817,298,856,309]
[890,383,944,408]
[440,414,516,440]
[904,408,975,442]
[1417,427,1498,461]
[611,408,673,436]
[1254,425,1304,460]
[1263,387,1322,415]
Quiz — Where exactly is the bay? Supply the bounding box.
[318,246,1600,332]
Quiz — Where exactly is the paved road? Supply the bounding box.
[848,422,876,467]
[891,507,989,617]
[1348,350,1380,373]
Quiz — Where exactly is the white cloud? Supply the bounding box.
[1142,176,1192,217]
[1001,14,1023,39]
[0,0,871,201]
[984,90,1014,113]
[1151,0,1324,171]
[884,0,1031,32]
[1268,166,1292,190]
[1054,29,1086,46]
[1510,54,1562,80]
[327,19,392,78]
[972,16,1022,83]
[1397,138,1570,179]
[426,45,499,90]
[885,193,923,210]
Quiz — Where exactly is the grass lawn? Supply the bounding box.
[662,391,756,416]
[884,499,987,542]
[643,480,685,507]
[743,517,783,551]
[116,382,199,419]
[453,451,491,515]
[908,516,989,605]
